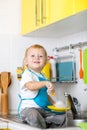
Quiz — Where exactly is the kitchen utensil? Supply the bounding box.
[83,48,87,84]
[0,73,1,88]
[0,73,1,115]
[1,72,11,93]
[0,85,1,115]
[79,49,83,79]
[1,93,8,116]
[47,105,70,112]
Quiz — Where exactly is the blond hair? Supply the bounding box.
[24,44,47,66]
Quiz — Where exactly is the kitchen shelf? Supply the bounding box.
[51,78,77,83]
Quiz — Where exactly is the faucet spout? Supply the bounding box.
[84,88,87,91]
[64,92,69,97]
[64,92,78,119]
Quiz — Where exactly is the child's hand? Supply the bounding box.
[46,82,55,96]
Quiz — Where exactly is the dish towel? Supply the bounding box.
[78,122,87,130]
[83,48,87,84]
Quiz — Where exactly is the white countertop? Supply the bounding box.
[0,115,82,130]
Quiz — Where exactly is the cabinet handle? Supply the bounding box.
[35,0,37,25]
[41,0,43,24]
[42,0,48,24]
[41,0,47,24]
[35,0,46,26]
[35,0,41,26]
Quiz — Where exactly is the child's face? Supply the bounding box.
[25,48,47,72]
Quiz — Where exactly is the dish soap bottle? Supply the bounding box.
[41,60,51,80]
[49,56,56,82]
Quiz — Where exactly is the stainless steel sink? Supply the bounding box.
[68,119,87,127]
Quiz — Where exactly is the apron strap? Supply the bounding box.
[17,94,33,118]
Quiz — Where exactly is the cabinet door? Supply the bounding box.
[74,0,87,14]
[50,0,75,24]
[22,0,36,34]
[22,0,51,34]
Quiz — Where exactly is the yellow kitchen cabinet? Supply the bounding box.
[22,0,75,35]
[22,0,87,35]
[50,0,75,23]
[50,0,87,23]
[74,0,87,14]
[22,0,34,34]
[45,0,87,24]
[22,0,50,35]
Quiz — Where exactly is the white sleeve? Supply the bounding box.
[19,70,35,90]
[19,70,39,103]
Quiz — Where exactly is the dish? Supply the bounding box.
[47,105,71,112]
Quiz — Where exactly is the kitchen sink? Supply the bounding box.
[67,119,87,127]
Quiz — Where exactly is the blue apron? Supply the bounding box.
[18,70,52,116]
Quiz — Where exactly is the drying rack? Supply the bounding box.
[56,54,77,83]
[52,41,87,83]
[53,41,87,53]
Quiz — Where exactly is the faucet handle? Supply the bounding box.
[64,92,69,97]
[84,88,87,91]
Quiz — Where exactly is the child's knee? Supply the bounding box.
[27,108,40,120]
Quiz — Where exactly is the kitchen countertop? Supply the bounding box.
[0,115,82,130]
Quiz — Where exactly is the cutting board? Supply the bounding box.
[83,48,87,84]
[56,61,75,81]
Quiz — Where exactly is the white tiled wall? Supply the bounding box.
[0,0,87,114]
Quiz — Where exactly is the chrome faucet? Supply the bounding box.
[64,92,69,97]
[64,92,68,127]
[64,92,78,119]
[84,88,87,91]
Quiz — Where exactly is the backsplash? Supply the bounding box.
[0,0,87,114]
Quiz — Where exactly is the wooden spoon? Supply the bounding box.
[1,93,8,116]
[0,73,1,114]
[1,72,11,93]
[0,73,2,88]
[79,49,84,79]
